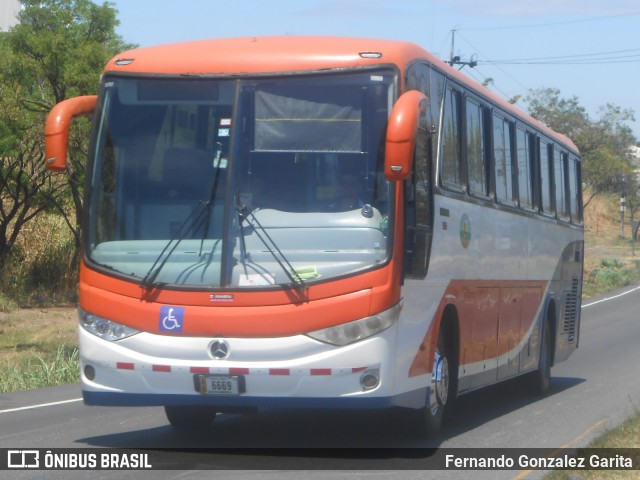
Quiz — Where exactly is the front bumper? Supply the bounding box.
[78,323,416,409]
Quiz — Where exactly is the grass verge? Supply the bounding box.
[582,258,640,298]
[545,413,640,479]
[0,345,79,392]
[0,308,79,393]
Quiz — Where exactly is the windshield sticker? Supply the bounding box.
[210,293,234,303]
[239,273,276,286]
[159,306,185,333]
[213,157,228,168]
[294,265,320,280]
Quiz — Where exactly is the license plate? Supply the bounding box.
[198,375,243,395]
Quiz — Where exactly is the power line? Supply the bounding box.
[454,31,530,92]
[458,11,640,32]
[464,65,515,100]
[455,30,640,72]
[483,58,640,65]
[445,14,640,123]
[480,48,640,65]
[490,47,640,62]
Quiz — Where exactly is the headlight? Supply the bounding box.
[79,307,139,341]
[306,302,402,346]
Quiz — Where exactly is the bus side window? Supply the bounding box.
[493,115,516,205]
[516,127,534,209]
[569,156,583,224]
[466,98,488,197]
[555,149,570,220]
[539,140,554,216]
[441,88,463,190]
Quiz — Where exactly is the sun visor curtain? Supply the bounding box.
[254,87,362,152]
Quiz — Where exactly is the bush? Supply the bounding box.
[600,258,623,269]
[585,258,640,297]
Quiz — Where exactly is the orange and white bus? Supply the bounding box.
[45,37,583,434]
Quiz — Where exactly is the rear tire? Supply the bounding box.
[530,318,552,395]
[164,406,217,430]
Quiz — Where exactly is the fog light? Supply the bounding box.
[360,370,380,391]
[84,365,96,381]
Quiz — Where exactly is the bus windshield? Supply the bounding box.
[87,70,396,289]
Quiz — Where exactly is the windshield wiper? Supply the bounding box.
[141,200,210,290]
[199,143,224,256]
[236,204,307,298]
[142,148,225,291]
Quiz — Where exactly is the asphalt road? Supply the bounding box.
[1,284,640,480]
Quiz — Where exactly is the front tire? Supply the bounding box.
[422,325,455,436]
[164,406,217,430]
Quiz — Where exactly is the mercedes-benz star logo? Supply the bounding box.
[209,339,230,360]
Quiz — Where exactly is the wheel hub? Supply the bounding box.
[429,350,449,415]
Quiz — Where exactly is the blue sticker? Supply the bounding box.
[160,306,185,333]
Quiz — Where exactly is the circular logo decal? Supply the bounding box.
[460,214,471,249]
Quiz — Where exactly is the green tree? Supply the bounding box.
[0,0,133,271]
[0,65,62,270]
[526,88,638,207]
[7,0,128,105]
[581,147,637,207]
[526,88,590,145]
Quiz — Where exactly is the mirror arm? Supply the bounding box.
[45,95,98,172]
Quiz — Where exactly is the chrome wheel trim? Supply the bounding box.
[429,350,449,416]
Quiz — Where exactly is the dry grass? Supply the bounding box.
[582,192,640,297]
[0,212,78,310]
[0,308,77,363]
[584,192,638,267]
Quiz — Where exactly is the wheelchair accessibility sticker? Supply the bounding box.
[159,306,185,333]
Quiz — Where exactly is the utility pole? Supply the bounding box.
[448,28,478,69]
[620,195,626,239]
[449,29,458,66]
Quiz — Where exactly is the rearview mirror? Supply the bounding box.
[384,90,428,181]
[45,95,98,172]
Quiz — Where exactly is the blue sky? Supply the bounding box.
[107,0,640,138]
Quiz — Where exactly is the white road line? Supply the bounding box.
[582,285,640,308]
[0,397,82,414]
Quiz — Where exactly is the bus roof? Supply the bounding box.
[106,36,428,75]
[105,36,579,154]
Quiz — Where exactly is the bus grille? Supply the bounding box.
[563,278,579,343]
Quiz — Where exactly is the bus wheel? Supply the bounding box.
[530,318,552,395]
[164,406,217,429]
[423,327,452,435]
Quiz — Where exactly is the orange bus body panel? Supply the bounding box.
[408,280,547,377]
[106,36,426,77]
